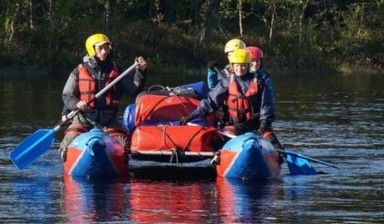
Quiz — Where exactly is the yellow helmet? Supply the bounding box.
[224,38,246,53]
[228,49,251,64]
[85,33,112,56]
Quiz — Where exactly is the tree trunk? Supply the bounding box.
[268,4,276,47]
[48,0,52,32]
[323,0,334,39]
[238,0,243,36]
[299,0,311,48]
[105,0,112,33]
[194,0,217,58]
[8,3,20,42]
[357,3,365,39]
[29,0,34,29]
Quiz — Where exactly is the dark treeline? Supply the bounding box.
[0,0,383,76]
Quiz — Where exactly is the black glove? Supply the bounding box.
[234,122,245,135]
[259,120,271,133]
[278,150,286,164]
[179,114,194,125]
[207,60,218,69]
[60,147,67,162]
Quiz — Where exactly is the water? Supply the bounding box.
[0,72,383,223]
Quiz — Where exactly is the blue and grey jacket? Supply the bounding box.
[194,71,275,127]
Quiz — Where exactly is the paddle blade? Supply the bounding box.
[286,154,318,175]
[9,129,56,169]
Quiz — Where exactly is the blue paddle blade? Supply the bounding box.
[286,153,318,175]
[9,129,56,170]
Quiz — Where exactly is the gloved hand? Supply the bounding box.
[234,122,244,135]
[207,60,218,69]
[60,148,67,162]
[179,114,194,125]
[259,120,271,133]
[278,150,286,164]
[76,100,89,111]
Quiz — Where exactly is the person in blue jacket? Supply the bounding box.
[182,49,284,161]
[206,38,246,125]
[246,46,275,105]
[206,38,246,90]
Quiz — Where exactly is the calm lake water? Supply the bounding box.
[0,71,383,223]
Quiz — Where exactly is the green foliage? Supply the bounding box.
[0,0,383,75]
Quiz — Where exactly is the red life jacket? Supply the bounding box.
[77,64,120,108]
[227,74,259,121]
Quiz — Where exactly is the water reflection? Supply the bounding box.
[61,175,283,223]
[62,176,130,223]
[10,177,55,223]
[215,178,281,223]
[129,179,212,223]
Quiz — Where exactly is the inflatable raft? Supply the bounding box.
[63,82,282,179]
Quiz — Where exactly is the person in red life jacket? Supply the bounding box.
[246,46,275,105]
[59,33,148,162]
[181,49,285,162]
[206,38,246,126]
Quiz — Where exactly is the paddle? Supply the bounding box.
[284,153,318,175]
[9,61,138,169]
[278,149,340,169]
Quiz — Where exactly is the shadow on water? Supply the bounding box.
[128,159,216,181]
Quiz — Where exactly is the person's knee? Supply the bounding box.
[105,127,130,148]
[59,132,80,162]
